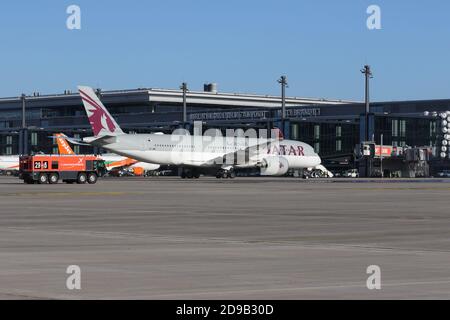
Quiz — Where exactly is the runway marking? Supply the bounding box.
[134,279,450,298]
[0,291,57,300]
[2,186,450,199]
[344,186,450,191]
[4,278,450,300]
[0,191,128,197]
[3,226,450,255]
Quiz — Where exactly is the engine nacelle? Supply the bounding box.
[260,156,289,176]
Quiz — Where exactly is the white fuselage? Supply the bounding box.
[84,134,322,170]
[0,156,19,171]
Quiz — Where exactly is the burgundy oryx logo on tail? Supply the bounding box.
[79,88,118,136]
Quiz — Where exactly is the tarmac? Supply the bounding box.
[1,175,450,299]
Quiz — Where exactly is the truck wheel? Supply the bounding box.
[77,173,87,184]
[48,173,59,184]
[38,173,48,184]
[87,173,98,184]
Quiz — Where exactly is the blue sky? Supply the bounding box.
[0,0,449,101]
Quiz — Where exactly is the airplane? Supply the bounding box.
[0,155,19,174]
[0,134,78,175]
[0,133,159,176]
[76,85,331,179]
[54,133,160,175]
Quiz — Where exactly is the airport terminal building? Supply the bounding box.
[1,84,449,176]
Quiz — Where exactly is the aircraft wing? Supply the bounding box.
[60,134,91,146]
[207,139,275,167]
[83,135,117,146]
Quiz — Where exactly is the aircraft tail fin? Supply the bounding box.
[55,133,75,155]
[272,127,284,140]
[77,86,124,137]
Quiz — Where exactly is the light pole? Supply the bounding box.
[360,65,373,177]
[21,93,26,129]
[278,76,288,120]
[360,65,373,141]
[19,93,27,155]
[380,133,384,178]
[180,82,188,123]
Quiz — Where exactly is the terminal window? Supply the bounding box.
[399,120,406,137]
[31,132,38,146]
[314,142,320,154]
[430,121,437,137]
[392,120,399,137]
[314,125,320,140]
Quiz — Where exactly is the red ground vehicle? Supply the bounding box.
[19,155,106,184]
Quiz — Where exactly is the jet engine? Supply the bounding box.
[260,156,289,176]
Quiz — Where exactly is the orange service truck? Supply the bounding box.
[19,155,106,184]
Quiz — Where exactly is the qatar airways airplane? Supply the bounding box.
[76,86,330,178]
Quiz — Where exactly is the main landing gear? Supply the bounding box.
[216,169,236,179]
[180,168,200,179]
